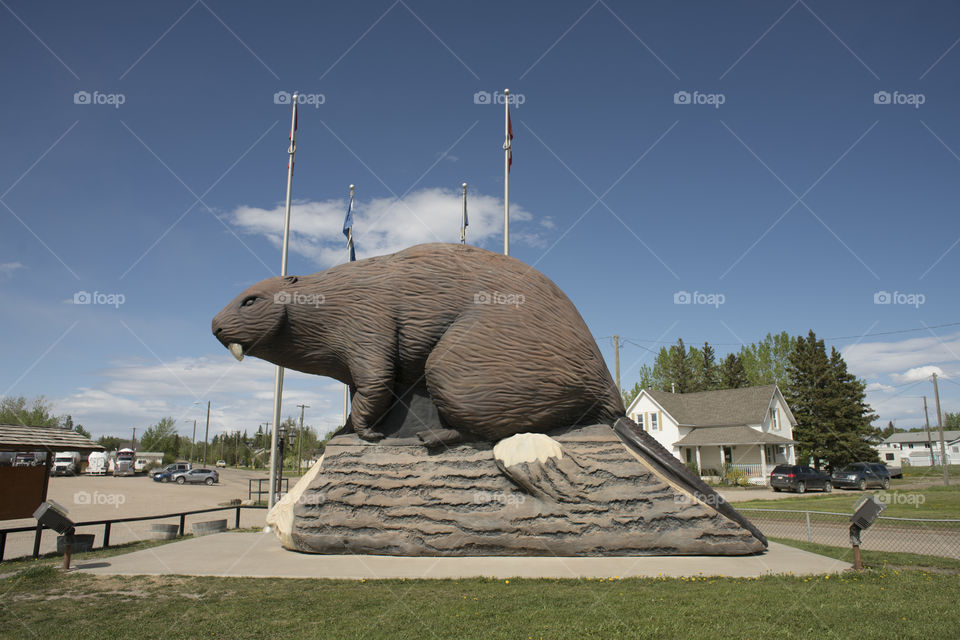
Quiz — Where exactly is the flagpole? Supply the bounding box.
[268,92,298,511]
[343,184,354,429]
[460,182,468,244]
[503,88,510,256]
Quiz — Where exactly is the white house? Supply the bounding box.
[624,384,797,484]
[874,430,960,467]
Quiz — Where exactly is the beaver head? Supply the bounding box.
[211,275,299,362]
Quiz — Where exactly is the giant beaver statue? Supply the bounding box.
[212,243,624,444]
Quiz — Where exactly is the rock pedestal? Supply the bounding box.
[280,421,766,556]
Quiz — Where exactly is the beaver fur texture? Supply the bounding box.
[212,243,624,443]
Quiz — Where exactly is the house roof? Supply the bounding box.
[883,430,960,445]
[0,424,104,453]
[674,425,796,447]
[645,384,785,427]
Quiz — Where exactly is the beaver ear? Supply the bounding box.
[282,275,299,285]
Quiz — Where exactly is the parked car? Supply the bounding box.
[769,464,833,493]
[869,462,902,480]
[215,460,226,468]
[151,462,192,481]
[832,462,889,490]
[170,468,219,485]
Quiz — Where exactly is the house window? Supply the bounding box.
[685,449,692,463]
[636,413,644,430]
[723,446,733,464]
[769,407,780,430]
[952,446,959,453]
[885,453,895,461]
[649,413,659,431]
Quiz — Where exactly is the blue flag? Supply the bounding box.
[343,196,356,262]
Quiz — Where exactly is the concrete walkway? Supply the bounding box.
[75,532,849,579]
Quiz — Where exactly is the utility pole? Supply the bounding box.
[613,335,621,393]
[932,373,949,486]
[297,404,309,477]
[190,420,196,463]
[923,396,936,466]
[204,401,211,467]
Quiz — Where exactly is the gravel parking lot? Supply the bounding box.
[2,467,280,561]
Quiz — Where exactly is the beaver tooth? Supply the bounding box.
[228,343,244,362]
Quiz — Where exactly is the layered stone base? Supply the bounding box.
[279,422,766,556]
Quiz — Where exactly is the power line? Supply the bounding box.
[601,321,960,349]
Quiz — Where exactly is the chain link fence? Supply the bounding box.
[739,508,960,559]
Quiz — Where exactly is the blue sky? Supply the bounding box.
[2,0,959,440]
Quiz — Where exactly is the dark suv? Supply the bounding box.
[833,462,889,490]
[770,465,833,493]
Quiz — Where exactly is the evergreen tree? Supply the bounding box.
[74,424,92,439]
[720,353,748,388]
[784,330,878,470]
[665,339,695,393]
[944,412,960,429]
[698,342,720,391]
[879,421,896,439]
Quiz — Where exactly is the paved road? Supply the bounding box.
[1,468,274,561]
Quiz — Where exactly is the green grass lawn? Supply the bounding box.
[901,464,960,478]
[3,564,958,639]
[733,484,960,519]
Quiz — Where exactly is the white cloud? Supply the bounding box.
[0,262,24,279]
[843,332,960,379]
[890,365,949,384]
[55,354,348,441]
[228,187,539,268]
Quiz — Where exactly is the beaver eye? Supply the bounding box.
[241,296,257,308]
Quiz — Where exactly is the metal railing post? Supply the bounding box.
[805,511,812,543]
[179,514,186,536]
[104,522,112,548]
[235,506,241,529]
